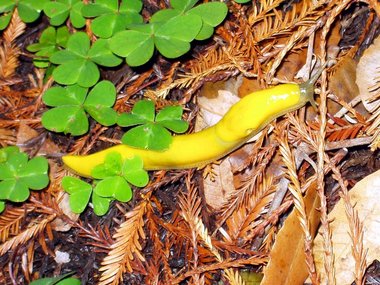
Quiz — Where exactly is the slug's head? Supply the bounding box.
[298,64,327,110]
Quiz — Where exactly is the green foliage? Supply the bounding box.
[110,15,202,66]
[0,0,48,30]
[81,0,143,39]
[118,100,189,150]
[0,146,49,213]
[151,0,228,40]
[27,26,69,68]
[43,0,85,28]
[30,272,80,285]
[62,153,148,216]
[234,0,251,3]
[109,0,227,66]
[49,32,122,87]
[42,81,118,136]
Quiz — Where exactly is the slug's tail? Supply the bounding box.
[299,61,328,110]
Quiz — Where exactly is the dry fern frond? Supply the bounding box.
[0,9,25,79]
[0,206,34,242]
[0,128,16,146]
[365,69,380,150]
[178,177,202,277]
[99,201,148,285]
[0,214,56,256]
[276,126,319,284]
[252,1,327,43]
[145,202,174,283]
[225,176,278,245]
[147,37,254,98]
[218,143,277,227]
[248,0,285,26]
[178,179,247,284]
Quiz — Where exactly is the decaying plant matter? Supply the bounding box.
[1,0,380,284]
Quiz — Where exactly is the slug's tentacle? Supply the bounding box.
[63,67,325,177]
[299,63,327,109]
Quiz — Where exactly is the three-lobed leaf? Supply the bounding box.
[154,14,202,58]
[43,0,85,28]
[187,2,228,40]
[0,149,49,205]
[156,105,189,133]
[50,32,121,87]
[81,0,143,38]
[0,0,48,30]
[118,100,188,150]
[42,82,117,135]
[94,176,132,202]
[91,151,122,179]
[62,176,92,214]
[122,156,149,187]
[27,26,69,68]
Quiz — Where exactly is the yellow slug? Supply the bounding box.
[62,72,321,177]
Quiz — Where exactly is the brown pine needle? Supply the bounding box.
[98,201,147,285]
[277,126,319,285]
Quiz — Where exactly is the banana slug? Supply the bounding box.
[62,71,322,177]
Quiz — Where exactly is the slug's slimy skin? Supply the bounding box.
[63,78,318,177]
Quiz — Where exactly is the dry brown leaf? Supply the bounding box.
[196,85,240,209]
[329,57,360,115]
[356,35,380,112]
[313,169,380,285]
[50,192,79,232]
[260,182,320,285]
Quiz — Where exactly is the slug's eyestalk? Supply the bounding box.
[299,62,327,110]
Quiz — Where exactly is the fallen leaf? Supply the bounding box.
[196,82,241,209]
[356,35,380,112]
[313,169,380,285]
[261,182,320,285]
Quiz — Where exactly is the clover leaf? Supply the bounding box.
[187,2,228,40]
[27,26,69,68]
[91,153,149,196]
[234,0,251,3]
[0,145,19,163]
[151,0,227,40]
[91,152,149,187]
[63,153,148,216]
[50,32,122,87]
[43,0,85,28]
[61,176,111,216]
[0,147,49,213]
[92,192,111,216]
[109,0,227,66]
[42,81,118,136]
[29,272,81,285]
[117,100,188,150]
[61,176,92,214]
[110,14,201,66]
[0,0,48,30]
[81,0,143,38]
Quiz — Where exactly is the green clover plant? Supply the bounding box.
[151,0,228,40]
[234,0,251,3]
[49,32,122,87]
[0,0,48,30]
[30,272,80,285]
[62,152,148,216]
[117,100,189,150]
[0,146,49,213]
[26,26,69,68]
[81,0,143,39]
[109,0,227,66]
[42,81,118,136]
[43,0,85,28]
